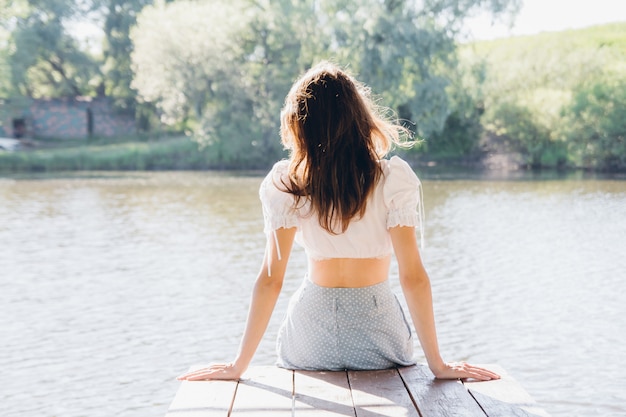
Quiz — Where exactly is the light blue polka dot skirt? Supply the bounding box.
[276,277,415,371]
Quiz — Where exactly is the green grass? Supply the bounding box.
[0,135,217,172]
[461,22,626,91]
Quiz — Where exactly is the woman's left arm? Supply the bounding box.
[390,226,499,381]
[177,227,297,381]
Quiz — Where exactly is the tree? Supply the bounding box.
[0,27,10,98]
[131,0,254,123]
[94,0,158,107]
[232,0,327,157]
[313,0,520,138]
[5,0,101,98]
[131,0,314,165]
[1,0,158,102]
[131,0,521,166]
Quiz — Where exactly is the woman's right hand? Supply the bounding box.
[431,361,500,381]
[176,362,245,381]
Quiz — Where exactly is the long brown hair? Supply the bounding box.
[280,62,409,234]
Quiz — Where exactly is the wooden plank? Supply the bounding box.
[165,379,237,417]
[398,364,486,417]
[165,365,549,417]
[348,368,419,417]
[463,365,551,417]
[293,370,355,416]
[230,366,295,417]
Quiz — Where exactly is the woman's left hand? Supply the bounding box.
[431,361,500,381]
[177,362,244,381]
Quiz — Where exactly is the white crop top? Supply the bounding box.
[259,156,424,273]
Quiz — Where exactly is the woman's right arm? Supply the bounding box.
[389,226,499,381]
[177,226,297,381]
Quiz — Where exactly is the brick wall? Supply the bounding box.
[30,98,89,139]
[88,98,136,137]
[0,97,136,139]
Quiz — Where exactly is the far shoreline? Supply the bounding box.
[2,135,626,176]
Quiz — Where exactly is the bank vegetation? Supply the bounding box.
[1,1,624,172]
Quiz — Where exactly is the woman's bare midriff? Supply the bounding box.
[307,256,392,287]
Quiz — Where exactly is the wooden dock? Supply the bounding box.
[166,364,550,416]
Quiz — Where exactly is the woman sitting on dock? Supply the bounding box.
[178,62,499,382]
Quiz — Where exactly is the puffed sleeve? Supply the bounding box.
[259,161,300,276]
[383,156,424,240]
[259,160,300,234]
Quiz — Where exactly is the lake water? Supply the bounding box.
[1,170,625,417]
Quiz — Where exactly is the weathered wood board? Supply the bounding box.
[166,364,550,417]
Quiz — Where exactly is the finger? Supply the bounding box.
[177,369,210,379]
[187,372,213,381]
[185,369,238,381]
[467,365,500,380]
[177,364,230,379]
[179,370,223,381]
[453,362,497,376]
[177,369,216,380]
[461,366,500,381]
[178,365,237,381]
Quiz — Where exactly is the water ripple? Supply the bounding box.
[1,173,625,417]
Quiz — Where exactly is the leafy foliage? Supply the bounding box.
[464,22,626,170]
[129,0,519,166]
[130,0,271,164]
[6,0,100,97]
[98,0,158,109]
[562,77,626,170]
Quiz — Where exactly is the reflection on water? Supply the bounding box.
[1,171,625,417]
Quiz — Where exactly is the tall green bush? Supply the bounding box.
[488,101,567,168]
[561,78,626,170]
[463,22,626,170]
[422,58,488,157]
